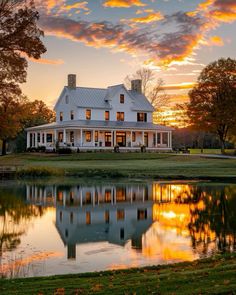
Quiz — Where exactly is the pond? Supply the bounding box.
[0,179,236,278]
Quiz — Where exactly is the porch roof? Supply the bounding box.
[26,120,173,132]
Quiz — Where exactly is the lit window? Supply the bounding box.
[59,132,63,142]
[71,110,74,120]
[137,209,147,220]
[85,131,91,142]
[137,112,147,122]
[120,94,124,104]
[95,131,98,142]
[70,131,74,143]
[105,190,111,203]
[105,211,110,224]
[117,209,125,221]
[117,112,124,121]
[86,212,91,225]
[86,109,91,120]
[105,111,110,121]
[85,192,92,204]
[60,112,63,121]
[132,132,136,142]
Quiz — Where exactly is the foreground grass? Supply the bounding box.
[1,152,236,180]
[1,254,236,294]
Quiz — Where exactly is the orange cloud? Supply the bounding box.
[29,58,65,65]
[103,0,146,8]
[126,11,164,24]
[208,35,224,46]
[160,82,197,91]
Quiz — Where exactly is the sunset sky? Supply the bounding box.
[22,0,236,108]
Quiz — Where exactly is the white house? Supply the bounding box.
[26,74,173,151]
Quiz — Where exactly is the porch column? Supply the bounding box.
[169,132,172,149]
[44,132,47,145]
[142,131,145,145]
[160,133,163,145]
[63,129,66,144]
[27,132,30,148]
[80,129,83,147]
[131,130,133,147]
[35,132,38,148]
[156,131,158,148]
[54,130,57,144]
[93,130,95,147]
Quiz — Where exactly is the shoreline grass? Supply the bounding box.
[1,152,236,180]
[1,254,236,294]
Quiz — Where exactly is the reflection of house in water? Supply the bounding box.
[55,184,154,259]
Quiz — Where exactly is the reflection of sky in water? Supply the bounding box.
[1,181,236,278]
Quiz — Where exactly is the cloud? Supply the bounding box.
[103,0,146,8]
[207,35,224,46]
[29,58,65,65]
[123,11,164,24]
[160,82,197,90]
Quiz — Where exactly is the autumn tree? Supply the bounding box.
[0,0,46,155]
[187,58,236,153]
[125,68,169,110]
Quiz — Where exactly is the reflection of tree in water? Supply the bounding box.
[187,185,236,255]
[0,186,45,257]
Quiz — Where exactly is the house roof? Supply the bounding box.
[26,119,173,131]
[54,84,155,112]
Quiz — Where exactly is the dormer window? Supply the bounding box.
[65,95,69,104]
[120,94,124,104]
[70,110,74,120]
[60,112,63,121]
[86,109,91,120]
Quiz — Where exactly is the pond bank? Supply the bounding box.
[1,254,236,294]
[1,153,236,181]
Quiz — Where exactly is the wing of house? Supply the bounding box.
[26,74,173,151]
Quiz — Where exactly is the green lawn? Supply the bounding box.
[1,254,236,294]
[1,152,236,179]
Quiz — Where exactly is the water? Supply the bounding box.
[0,179,236,278]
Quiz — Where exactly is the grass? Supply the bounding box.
[1,152,236,180]
[189,148,235,155]
[1,254,236,294]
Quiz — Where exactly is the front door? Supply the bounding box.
[116,132,126,147]
[105,132,112,147]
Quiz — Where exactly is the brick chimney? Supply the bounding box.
[131,79,142,94]
[68,74,76,89]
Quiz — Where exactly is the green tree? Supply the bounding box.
[187,58,236,153]
[0,0,46,155]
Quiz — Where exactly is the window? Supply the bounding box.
[60,112,63,121]
[163,133,168,145]
[46,134,52,143]
[85,192,92,204]
[37,133,40,143]
[105,211,110,224]
[105,190,111,203]
[59,132,63,143]
[70,131,74,143]
[157,133,161,144]
[116,188,126,202]
[86,212,91,225]
[86,109,91,120]
[42,133,45,144]
[117,209,125,221]
[120,94,124,104]
[137,209,147,220]
[120,228,124,240]
[117,112,124,121]
[59,211,63,222]
[70,110,74,120]
[70,212,74,224]
[65,95,69,104]
[105,111,110,121]
[85,131,91,142]
[95,131,98,142]
[137,112,147,122]
[132,132,136,142]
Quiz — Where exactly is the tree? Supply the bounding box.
[0,0,46,155]
[0,0,46,85]
[187,58,236,153]
[125,68,169,111]
[0,83,28,155]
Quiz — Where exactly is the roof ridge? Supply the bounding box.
[65,86,107,90]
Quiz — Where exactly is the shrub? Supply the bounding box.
[58,148,72,154]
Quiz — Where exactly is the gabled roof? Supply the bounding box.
[54,84,154,112]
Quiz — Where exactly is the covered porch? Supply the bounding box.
[27,128,172,151]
